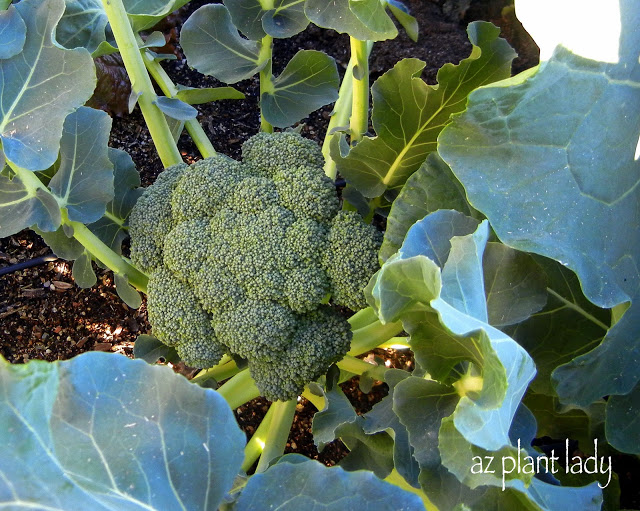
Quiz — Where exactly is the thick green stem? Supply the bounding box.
[140,45,217,158]
[378,337,411,350]
[101,0,182,167]
[347,305,379,330]
[337,354,387,381]
[64,215,148,293]
[242,404,276,472]
[9,162,148,293]
[349,38,370,144]
[258,36,275,133]
[348,318,405,357]
[301,388,325,411]
[0,0,12,10]
[322,41,373,179]
[217,368,261,409]
[191,359,239,386]
[255,399,296,473]
[385,468,437,511]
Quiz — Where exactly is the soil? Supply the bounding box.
[1,0,549,484]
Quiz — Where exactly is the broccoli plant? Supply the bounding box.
[128,131,382,400]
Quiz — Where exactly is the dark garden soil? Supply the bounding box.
[0,0,544,477]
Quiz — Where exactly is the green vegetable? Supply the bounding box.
[128,131,382,401]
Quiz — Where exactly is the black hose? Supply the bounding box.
[0,254,59,277]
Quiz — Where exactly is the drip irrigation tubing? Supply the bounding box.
[0,254,59,277]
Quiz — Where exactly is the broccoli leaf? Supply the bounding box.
[0,352,245,510]
[48,106,114,224]
[234,456,425,510]
[305,0,397,41]
[380,152,474,262]
[0,0,95,171]
[262,50,339,128]
[438,1,640,415]
[0,5,26,59]
[331,22,515,198]
[263,0,310,39]
[181,4,264,84]
[606,381,640,454]
[175,86,245,105]
[54,0,190,55]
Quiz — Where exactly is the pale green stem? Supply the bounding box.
[347,305,379,331]
[349,38,370,144]
[322,40,373,179]
[216,368,261,409]
[9,162,148,293]
[547,287,609,331]
[337,354,387,382]
[140,44,217,158]
[242,404,276,472]
[258,35,275,133]
[191,359,239,385]
[0,0,12,10]
[64,213,148,293]
[348,318,405,357]
[385,468,437,511]
[101,0,182,167]
[255,399,296,473]
[301,388,325,411]
[378,337,411,350]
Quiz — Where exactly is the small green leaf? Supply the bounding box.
[175,86,245,105]
[262,50,339,128]
[35,226,83,260]
[380,153,474,262]
[153,96,198,121]
[263,0,310,38]
[235,456,425,510]
[181,4,263,84]
[139,30,166,48]
[386,0,418,42]
[337,420,395,479]
[348,0,397,36]
[224,0,265,40]
[312,380,357,451]
[48,107,114,224]
[305,0,396,41]
[55,0,113,54]
[134,334,180,364]
[114,274,142,309]
[0,0,96,171]
[332,22,515,197]
[72,251,97,288]
[0,5,26,59]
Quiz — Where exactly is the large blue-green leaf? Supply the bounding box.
[0,4,26,58]
[223,0,265,40]
[234,455,424,510]
[48,107,114,224]
[305,0,397,41]
[363,369,420,487]
[380,152,475,262]
[507,258,609,396]
[367,214,536,451]
[181,4,264,84]
[0,352,245,510]
[0,0,95,171]
[606,381,640,454]
[262,50,339,128]
[331,22,515,198]
[438,1,640,411]
[483,243,548,328]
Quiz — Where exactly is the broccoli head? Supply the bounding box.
[129,131,382,401]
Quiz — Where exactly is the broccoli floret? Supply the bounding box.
[324,211,383,311]
[129,131,381,400]
[147,267,225,368]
